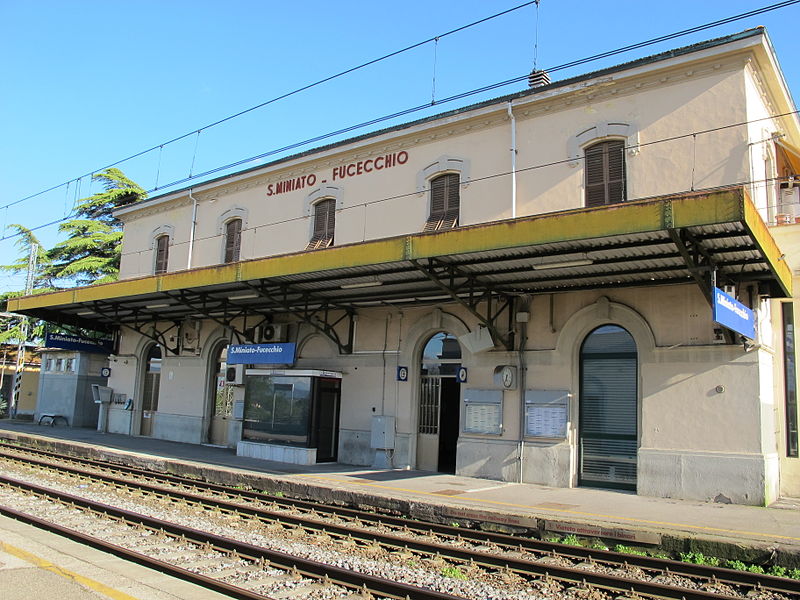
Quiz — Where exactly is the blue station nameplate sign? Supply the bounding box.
[44,333,113,354]
[227,343,296,365]
[712,287,755,340]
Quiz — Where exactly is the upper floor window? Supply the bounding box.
[154,234,169,274]
[424,173,460,232]
[224,218,242,263]
[307,198,335,250]
[585,140,626,207]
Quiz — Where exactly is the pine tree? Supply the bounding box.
[0,168,146,342]
[43,168,146,286]
[0,225,51,346]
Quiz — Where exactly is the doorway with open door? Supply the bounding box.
[417,332,462,473]
[140,344,161,437]
[207,344,232,446]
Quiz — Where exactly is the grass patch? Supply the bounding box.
[613,544,648,556]
[590,540,609,551]
[544,535,561,543]
[440,566,468,580]
[561,534,582,547]
[680,552,720,566]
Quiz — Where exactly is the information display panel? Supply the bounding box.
[525,389,570,439]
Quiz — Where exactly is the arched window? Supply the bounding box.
[223,218,242,263]
[424,173,460,232]
[585,140,626,207]
[307,198,335,250]
[154,234,169,274]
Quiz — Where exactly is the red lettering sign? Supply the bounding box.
[267,151,408,196]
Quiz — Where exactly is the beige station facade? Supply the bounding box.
[10,29,800,505]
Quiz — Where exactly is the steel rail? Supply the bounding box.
[2,442,797,597]
[0,468,768,600]
[0,474,464,600]
[0,503,273,600]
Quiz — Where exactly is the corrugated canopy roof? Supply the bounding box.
[7,187,791,351]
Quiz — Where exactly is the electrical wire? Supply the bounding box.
[3,0,798,215]
[2,0,799,237]
[1,1,538,212]
[3,107,799,248]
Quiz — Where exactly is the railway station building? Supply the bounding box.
[10,28,800,506]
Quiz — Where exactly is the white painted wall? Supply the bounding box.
[117,50,759,281]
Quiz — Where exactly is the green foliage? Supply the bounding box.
[680,552,720,566]
[41,169,146,286]
[74,168,145,223]
[725,559,747,571]
[790,568,800,580]
[0,225,53,286]
[746,564,765,574]
[613,544,648,556]
[768,565,787,577]
[0,169,146,343]
[561,534,582,546]
[440,566,468,580]
[2,167,145,305]
[590,540,609,551]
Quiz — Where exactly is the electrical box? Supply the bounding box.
[91,384,113,404]
[226,364,245,385]
[371,415,395,450]
[261,324,285,342]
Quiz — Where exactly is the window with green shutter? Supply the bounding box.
[224,218,242,263]
[424,173,460,232]
[585,140,626,207]
[306,198,335,250]
[154,235,169,274]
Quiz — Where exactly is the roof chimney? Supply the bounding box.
[528,69,550,88]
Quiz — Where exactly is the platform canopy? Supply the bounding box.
[7,187,792,353]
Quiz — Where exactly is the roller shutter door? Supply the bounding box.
[579,326,638,490]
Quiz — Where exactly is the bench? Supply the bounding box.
[38,414,68,427]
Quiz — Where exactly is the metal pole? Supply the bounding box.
[10,243,37,419]
[0,346,7,413]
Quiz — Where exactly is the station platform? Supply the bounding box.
[1,420,798,565]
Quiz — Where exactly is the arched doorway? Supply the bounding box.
[579,325,638,490]
[207,344,232,446]
[140,344,162,437]
[417,332,461,473]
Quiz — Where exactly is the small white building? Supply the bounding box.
[11,28,800,505]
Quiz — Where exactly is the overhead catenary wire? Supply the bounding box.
[116,108,800,259]
[0,1,539,213]
[1,0,799,244]
[3,0,799,217]
[4,107,799,247]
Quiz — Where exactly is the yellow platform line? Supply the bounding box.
[297,474,800,543]
[0,540,140,600]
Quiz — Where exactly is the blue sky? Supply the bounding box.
[1,1,799,293]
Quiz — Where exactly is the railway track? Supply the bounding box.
[1,441,797,600]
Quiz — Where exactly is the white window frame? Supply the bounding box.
[304,186,343,245]
[149,225,174,274]
[417,155,470,197]
[217,207,248,264]
[567,121,640,167]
